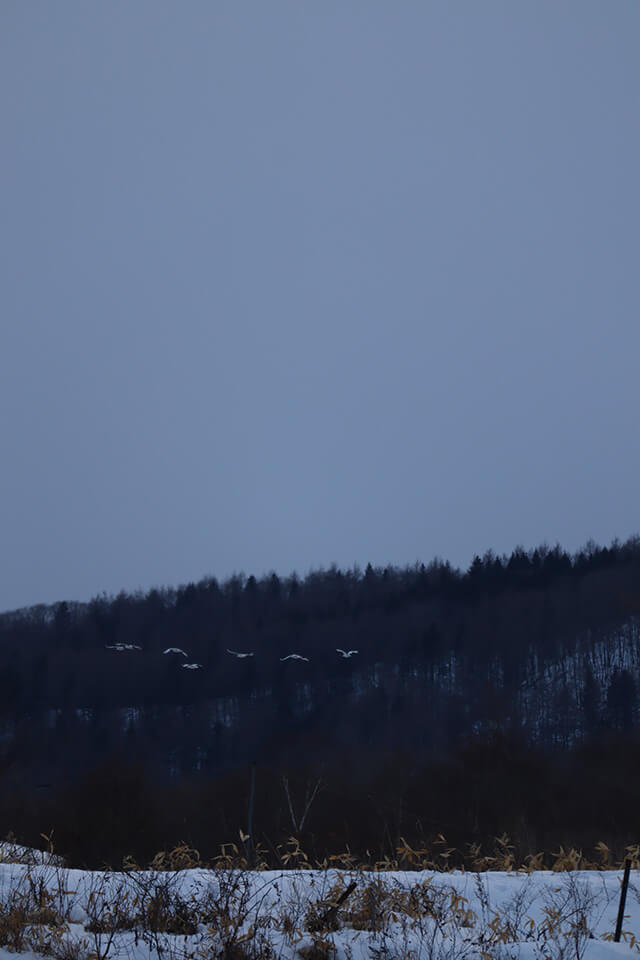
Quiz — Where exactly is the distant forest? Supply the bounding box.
[2,538,640,866]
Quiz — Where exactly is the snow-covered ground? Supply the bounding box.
[0,857,638,960]
[0,841,64,866]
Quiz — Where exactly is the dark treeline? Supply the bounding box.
[2,537,640,866]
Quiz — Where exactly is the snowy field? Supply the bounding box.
[0,853,639,960]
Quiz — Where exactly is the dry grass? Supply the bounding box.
[4,833,640,877]
[0,835,638,960]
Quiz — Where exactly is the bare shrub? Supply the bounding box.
[535,873,606,960]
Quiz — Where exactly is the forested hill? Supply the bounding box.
[3,537,640,865]
[2,538,640,778]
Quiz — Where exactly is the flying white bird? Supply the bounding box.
[227,649,254,659]
[105,644,142,651]
[163,647,188,656]
[280,654,309,662]
[336,649,358,658]
[182,663,203,670]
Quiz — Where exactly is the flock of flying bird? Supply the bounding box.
[105,644,358,668]
[227,648,359,661]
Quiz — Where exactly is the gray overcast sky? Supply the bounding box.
[1,2,639,612]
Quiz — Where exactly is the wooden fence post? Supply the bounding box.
[321,880,357,927]
[614,858,632,942]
